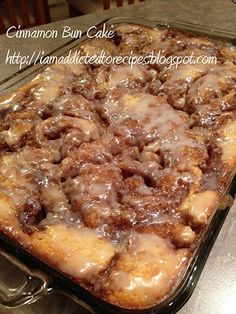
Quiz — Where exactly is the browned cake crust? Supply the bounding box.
[0,23,236,309]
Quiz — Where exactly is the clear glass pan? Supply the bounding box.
[0,16,236,314]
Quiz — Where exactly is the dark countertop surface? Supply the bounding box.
[0,0,236,313]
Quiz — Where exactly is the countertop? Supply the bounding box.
[0,0,236,313]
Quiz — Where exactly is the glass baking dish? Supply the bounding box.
[0,16,236,314]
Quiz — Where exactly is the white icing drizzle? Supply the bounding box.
[108,232,188,306]
[33,63,86,104]
[104,93,202,164]
[188,65,236,105]
[108,65,149,89]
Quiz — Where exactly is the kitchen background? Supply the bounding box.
[0,0,148,34]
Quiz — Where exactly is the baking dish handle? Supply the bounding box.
[0,248,52,308]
